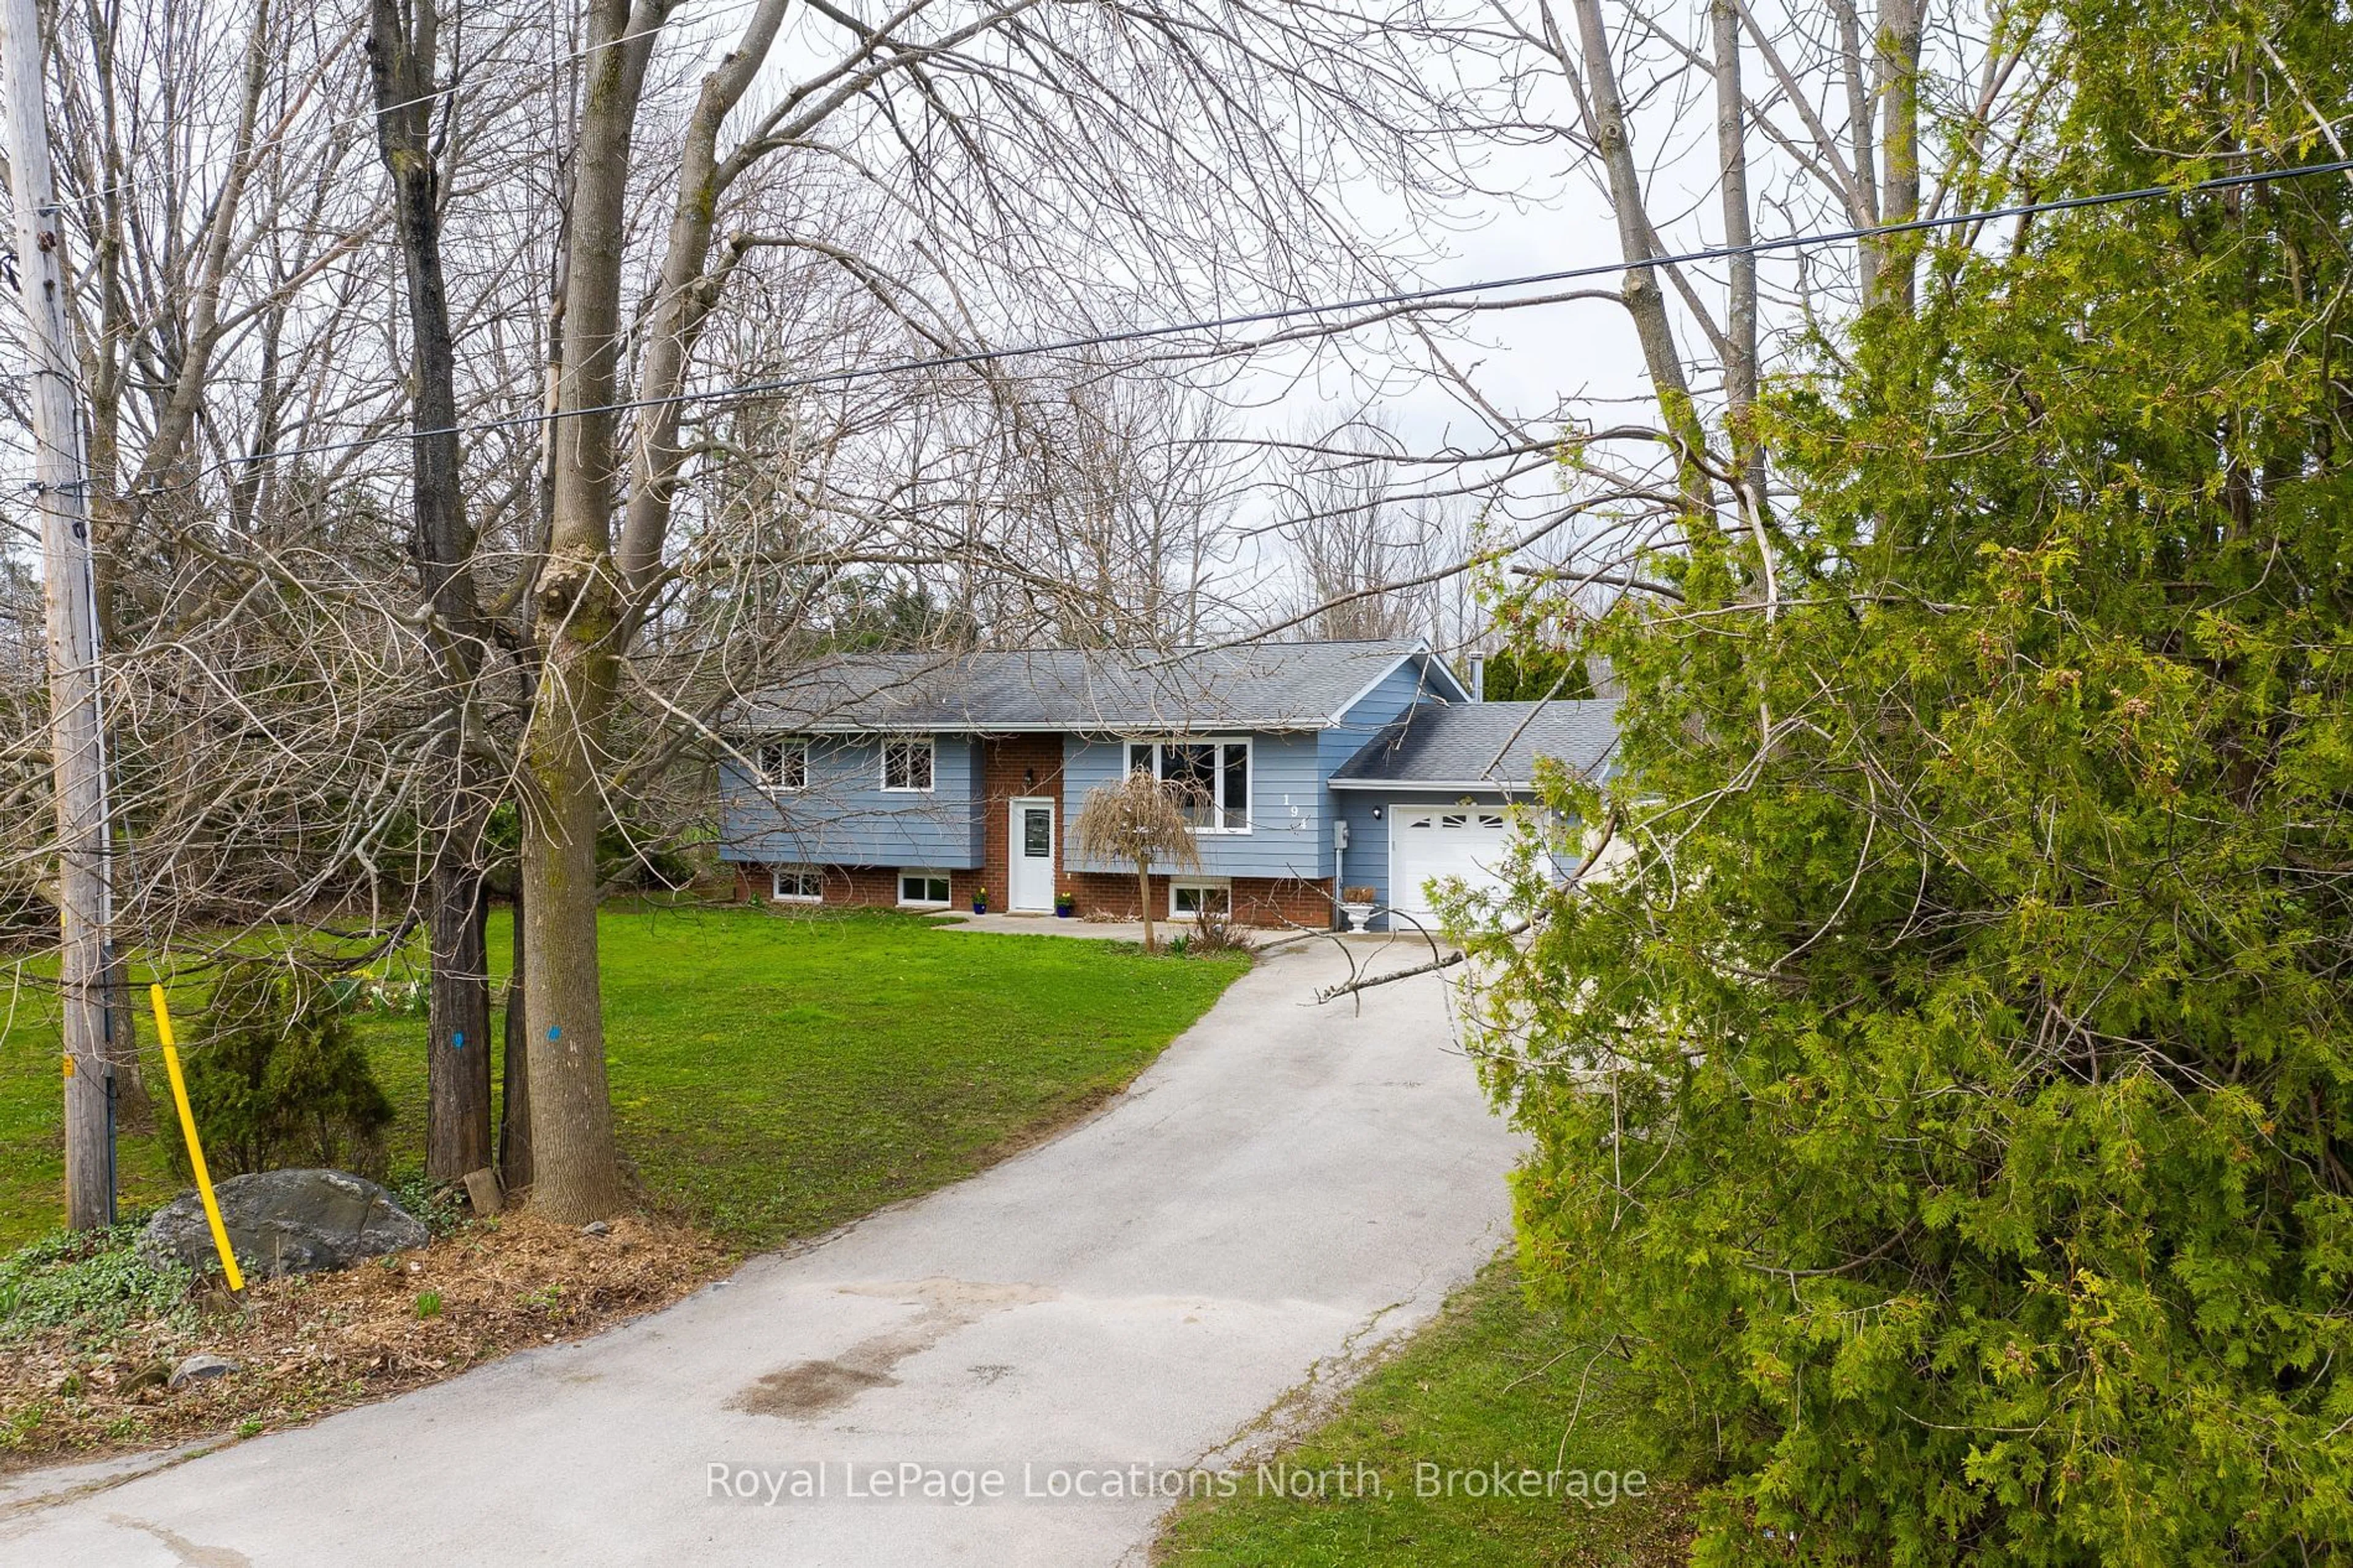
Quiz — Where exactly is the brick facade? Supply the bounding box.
[1232,875,1341,930]
[734,860,983,910]
[979,735,1066,909]
[1067,871,1336,930]
[735,858,1335,928]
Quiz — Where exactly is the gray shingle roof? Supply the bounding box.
[738,640,1458,732]
[1329,699,1620,789]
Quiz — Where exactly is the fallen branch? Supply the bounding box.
[1311,920,1524,1002]
[1313,807,1620,1004]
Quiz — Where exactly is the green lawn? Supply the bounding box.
[0,906,1248,1250]
[1155,1259,1691,1567]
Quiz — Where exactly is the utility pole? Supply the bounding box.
[4,0,116,1228]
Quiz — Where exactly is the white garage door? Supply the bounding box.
[1387,807,1514,930]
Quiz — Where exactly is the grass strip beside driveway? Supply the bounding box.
[0,906,1250,1251]
[1156,1259,1692,1568]
[591,906,1249,1245]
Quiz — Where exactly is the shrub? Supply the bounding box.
[597,813,695,890]
[1187,907,1255,956]
[164,959,395,1181]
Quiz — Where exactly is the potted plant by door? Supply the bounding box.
[972,887,990,914]
[1054,892,1076,918]
[1339,885,1379,931]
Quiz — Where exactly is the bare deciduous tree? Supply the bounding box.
[1273,419,1468,644]
[509,0,1468,1217]
[367,0,496,1181]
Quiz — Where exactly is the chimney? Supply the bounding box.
[1469,656,1485,703]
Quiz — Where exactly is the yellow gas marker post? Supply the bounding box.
[149,983,244,1291]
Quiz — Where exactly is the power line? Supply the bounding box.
[100,153,2353,496]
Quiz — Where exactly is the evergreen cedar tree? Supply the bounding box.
[167,961,395,1182]
[1462,4,2353,1560]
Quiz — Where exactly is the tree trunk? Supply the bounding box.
[518,635,623,1220]
[101,949,152,1134]
[369,0,496,1183]
[1566,0,1711,499]
[499,884,533,1191]
[1711,0,1759,473]
[1830,0,1882,292]
[1137,859,1154,953]
[426,865,493,1179]
[615,0,790,593]
[1871,0,1923,314]
[514,0,665,1223]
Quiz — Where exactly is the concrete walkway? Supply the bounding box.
[0,943,1517,1568]
[939,911,1440,953]
[936,911,1178,942]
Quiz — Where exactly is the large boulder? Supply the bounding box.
[141,1168,428,1280]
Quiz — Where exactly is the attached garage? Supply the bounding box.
[1328,697,1621,934]
[1385,805,1515,928]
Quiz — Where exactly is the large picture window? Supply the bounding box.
[881,738,934,792]
[1124,738,1250,833]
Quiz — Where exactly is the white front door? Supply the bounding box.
[1009,798,1056,912]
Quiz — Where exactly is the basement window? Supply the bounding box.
[1171,881,1232,919]
[770,866,823,903]
[898,870,952,907]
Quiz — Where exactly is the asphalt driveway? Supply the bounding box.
[0,940,1517,1567]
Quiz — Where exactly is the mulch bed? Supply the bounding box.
[0,1213,730,1472]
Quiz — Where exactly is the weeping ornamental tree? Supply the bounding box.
[1074,772,1199,954]
[1466,3,2353,1561]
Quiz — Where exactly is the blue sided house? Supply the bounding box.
[719,638,1619,930]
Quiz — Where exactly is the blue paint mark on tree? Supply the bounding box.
[452,1031,464,1051]
[548,1026,562,1042]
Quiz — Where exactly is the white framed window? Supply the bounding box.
[1170,879,1232,919]
[898,869,952,906]
[756,738,808,792]
[882,738,935,793]
[770,866,823,903]
[1124,738,1250,833]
